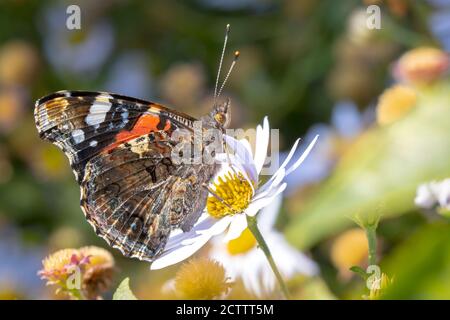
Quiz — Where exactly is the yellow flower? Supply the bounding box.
[30,144,70,181]
[367,273,393,300]
[0,40,39,86]
[38,246,115,300]
[376,84,417,125]
[330,228,368,278]
[0,282,24,300]
[226,228,257,255]
[394,47,449,85]
[174,258,232,299]
[0,89,25,134]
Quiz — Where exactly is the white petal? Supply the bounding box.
[278,138,300,174]
[150,215,232,270]
[165,214,220,248]
[195,215,234,237]
[266,232,319,276]
[224,214,248,242]
[150,236,209,270]
[242,264,264,297]
[253,117,270,174]
[209,239,241,279]
[414,183,437,209]
[224,135,254,167]
[285,135,319,176]
[255,136,301,197]
[163,213,212,248]
[224,135,258,184]
[238,138,254,160]
[253,168,285,201]
[435,179,450,210]
[245,183,287,217]
[215,154,255,192]
[261,264,276,294]
[260,135,313,194]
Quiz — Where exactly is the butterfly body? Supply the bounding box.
[35,90,229,261]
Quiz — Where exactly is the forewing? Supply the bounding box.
[34,90,196,181]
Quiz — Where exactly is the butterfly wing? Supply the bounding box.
[81,132,215,261]
[35,90,196,182]
[35,91,218,261]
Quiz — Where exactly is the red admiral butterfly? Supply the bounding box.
[34,25,238,262]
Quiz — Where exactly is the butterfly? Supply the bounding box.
[34,25,238,262]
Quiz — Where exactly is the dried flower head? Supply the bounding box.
[174,258,232,299]
[40,248,81,285]
[78,246,115,299]
[376,84,417,125]
[38,246,115,300]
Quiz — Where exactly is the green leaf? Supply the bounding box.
[113,278,138,300]
[285,81,450,249]
[349,266,369,280]
[381,223,450,299]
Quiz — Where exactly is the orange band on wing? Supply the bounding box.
[103,114,171,153]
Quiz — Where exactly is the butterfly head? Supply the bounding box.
[211,99,231,129]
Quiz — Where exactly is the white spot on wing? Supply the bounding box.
[72,129,85,144]
[121,109,129,125]
[85,103,111,128]
[90,140,98,147]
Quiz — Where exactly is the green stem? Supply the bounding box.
[365,225,377,266]
[72,289,84,300]
[246,215,290,299]
[62,280,86,300]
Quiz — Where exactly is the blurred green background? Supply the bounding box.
[0,0,449,299]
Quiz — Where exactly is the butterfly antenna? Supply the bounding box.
[217,50,240,99]
[214,24,231,106]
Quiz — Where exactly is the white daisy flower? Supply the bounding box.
[209,194,318,297]
[40,4,114,77]
[150,117,318,270]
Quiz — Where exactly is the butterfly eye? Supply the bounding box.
[214,113,225,125]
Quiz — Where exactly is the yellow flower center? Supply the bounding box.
[226,228,257,255]
[207,172,254,218]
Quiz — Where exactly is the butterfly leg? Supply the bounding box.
[201,183,235,213]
